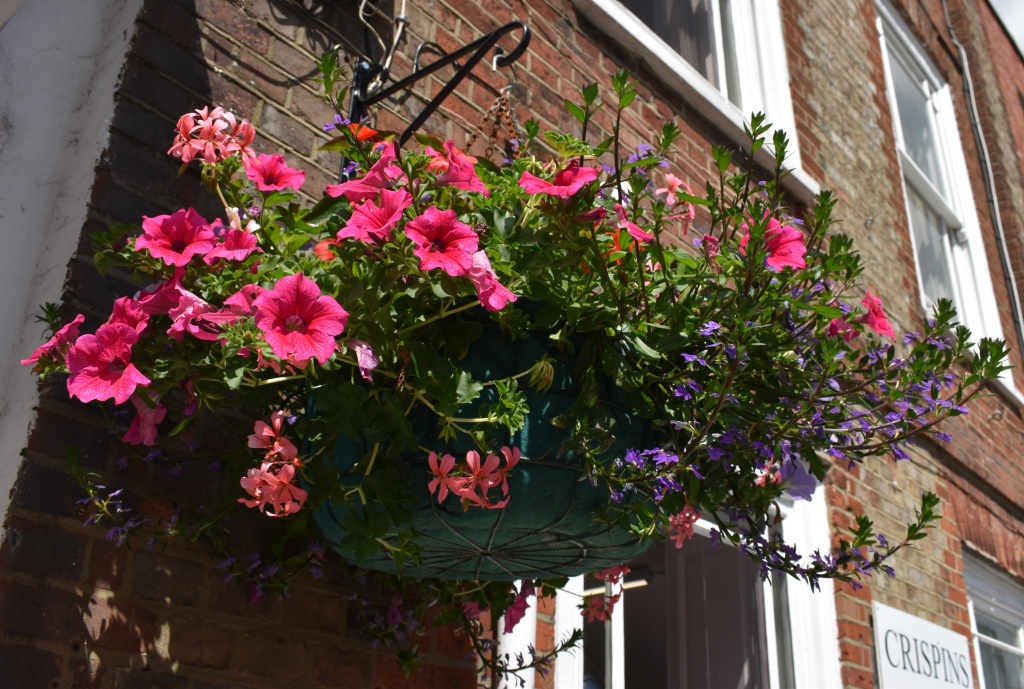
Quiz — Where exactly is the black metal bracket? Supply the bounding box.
[350,21,531,149]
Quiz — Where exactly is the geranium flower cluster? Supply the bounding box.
[427,447,520,510]
[168,106,256,165]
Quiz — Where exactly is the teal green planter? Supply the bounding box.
[314,318,654,581]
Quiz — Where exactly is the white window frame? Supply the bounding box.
[571,0,820,205]
[552,484,841,689]
[965,554,1024,689]
[876,1,1004,348]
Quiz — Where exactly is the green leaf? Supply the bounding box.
[414,132,446,151]
[305,195,349,227]
[565,99,586,124]
[316,136,355,153]
[805,303,845,320]
[678,191,713,207]
[628,336,662,361]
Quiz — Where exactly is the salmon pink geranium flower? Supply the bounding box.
[861,291,895,339]
[518,158,598,198]
[338,188,412,243]
[427,452,466,503]
[244,153,305,192]
[252,273,349,365]
[239,461,307,516]
[136,208,218,266]
[66,323,151,405]
[404,206,479,276]
[248,410,298,462]
[739,212,807,271]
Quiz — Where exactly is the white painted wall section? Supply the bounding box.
[0,0,144,525]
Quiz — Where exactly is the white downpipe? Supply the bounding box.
[498,583,538,689]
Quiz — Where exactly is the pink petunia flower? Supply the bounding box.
[253,273,349,365]
[107,297,149,334]
[346,339,380,380]
[313,238,341,261]
[404,206,479,276]
[122,391,167,446]
[167,290,219,341]
[135,269,187,316]
[325,142,402,203]
[462,601,487,620]
[21,314,85,370]
[518,158,598,198]
[338,188,413,243]
[668,505,699,549]
[427,451,466,503]
[575,207,607,223]
[739,213,807,271]
[503,583,535,634]
[244,153,306,191]
[426,141,489,196]
[468,251,517,312]
[860,292,895,339]
[827,317,859,342]
[239,461,307,517]
[614,204,655,243]
[204,208,260,265]
[136,208,218,267]
[66,323,151,405]
[248,410,298,462]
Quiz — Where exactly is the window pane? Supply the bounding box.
[977,610,1022,647]
[889,54,945,193]
[621,538,767,689]
[979,641,1024,689]
[620,0,720,88]
[907,185,955,307]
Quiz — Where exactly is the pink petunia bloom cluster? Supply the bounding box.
[405,206,480,276]
[168,106,256,164]
[244,153,305,192]
[518,158,598,198]
[427,446,520,510]
[503,582,536,633]
[21,313,85,371]
[826,291,896,341]
[425,141,489,196]
[739,212,807,271]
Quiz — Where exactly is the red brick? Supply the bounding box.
[374,656,475,689]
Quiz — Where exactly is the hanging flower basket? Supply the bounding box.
[20,55,1009,678]
[314,311,657,579]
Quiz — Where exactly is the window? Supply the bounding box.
[966,555,1024,689]
[553,487,843,689]
[572,0,819,204]
[877,2,1004,343]
[581,532,772,689]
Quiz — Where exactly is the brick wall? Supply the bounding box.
[7,0,1024,687]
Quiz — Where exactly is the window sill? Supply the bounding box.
[573,0,821,205]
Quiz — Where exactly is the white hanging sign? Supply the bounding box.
[873,601,974,688]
